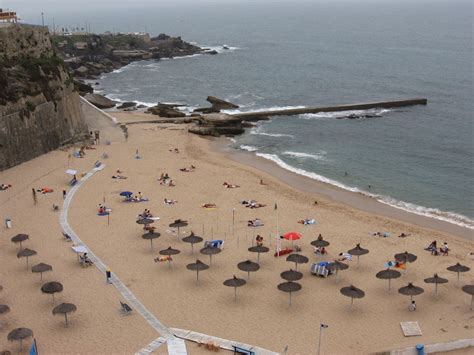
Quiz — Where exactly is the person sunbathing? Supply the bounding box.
[164,198,177,205]
[154,256,172,262]
[314,246,327,255]
[298,218,316,225]
[37,188,54,194]
[224,182,240,188]
[398,232,410,238]
[112,175,127,179]
[98,205,105,214]
[168,180,176,187]
[202,203,217,209]
[338,252,352,261]
[0,184,12,190]
[248,218,263,227]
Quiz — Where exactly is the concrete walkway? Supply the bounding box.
[59,164,187,355]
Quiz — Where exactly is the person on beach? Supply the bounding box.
[106,268,112,284]
[32,188,37,205]
[440,242,449,255]
[256,235,264,246]
[409,300,416,312]
[63,190,67,199]
[0,184,12,190]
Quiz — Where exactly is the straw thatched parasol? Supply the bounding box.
[182,232,203,254]
[237,260,260,280]
[376,269,401,291]
[7,327,33,350]
[142,232,161,251]
[159,246,180,268]
[348,244,369,265]
[186,259,209,284]
[394,251,417,264]
[41,281,63,303]
[136,218,154,226]
[280,269,303,282]
[200,246,221,266]
[340,285,365,308]
[424,274,448,296]
[0,305,10,315]
[11,234,29,250]
[398,282,424,301]
[446,263,470,284]
[52,303,77,326]
[286,253,309,270]
[248,245,269,263]
[169,219,188,237]
[327,261,349,283]
[278,281,302,306]
[17,248,37,270]
[310,235,329,248]
[461,285,474,310]
[223,275,246,302]
[31,263,53,280]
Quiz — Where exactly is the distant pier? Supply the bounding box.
[234,98,427,120]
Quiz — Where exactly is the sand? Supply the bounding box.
[0,109,473,355]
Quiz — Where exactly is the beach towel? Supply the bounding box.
[97,212,110,216]
[299,218,318,225]
[384,261,396,268]
[274,247,293,257]
[204,240,224,249]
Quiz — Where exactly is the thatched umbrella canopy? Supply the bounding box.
[17,248,37,270]
[142,232,161,251]
[461,285,474,310]
[159,246,180,268]
[237,260,260,280]
[278,281,302,306]
[248,245,269,263]
[11,234,29,250]
[327,261,349,283]
[348,244,369,265]
[182,232,203,254]
[200,246,221,266]
[41,281,63,303]
[186,259,209,284]
[136,218,154,226]
[32,263,53,281]
[394,251,417,264]
[340,285,365,308]
[169,219,188,237]
[52,303,77,326]
[376,269,401,291]
[424,274,448,296]
[223,275,246,302]
[0,305,10,315]
[398,282,424,301]
[286,253,309,270]
[447,263,470,284]
[311,235,330,248]
[7,327,33,349]
[280,269,303,282]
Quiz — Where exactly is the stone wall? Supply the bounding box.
[0,24,89,170]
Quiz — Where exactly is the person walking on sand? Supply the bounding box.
[32,188,37,205]
[106,268,112,284]
[63,190,67,199]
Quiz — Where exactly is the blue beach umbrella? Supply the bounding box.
[120,191,133,197]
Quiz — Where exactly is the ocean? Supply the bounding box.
[59,1,472,228]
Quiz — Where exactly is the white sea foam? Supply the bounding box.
[283,151,328,161]
[255,153,474,229]
[299,108,391,120]
[240,145,259,152]
[111,68,125,74]
[253,132,294,138]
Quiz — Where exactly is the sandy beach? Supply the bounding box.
[0,108,473,355]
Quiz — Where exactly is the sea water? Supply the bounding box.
[49,1,473,228]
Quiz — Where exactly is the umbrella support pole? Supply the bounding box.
[350,297,353,309]
[209,255,212,266]
[65,313,69,326]
[234,287,237,302]
[388,278,391,291]
[247,271,250,280]
[196,270,199,284]
[191,243,194,255]
[168,259,171,269]
[435,283,438,297]
[289,291,292,306]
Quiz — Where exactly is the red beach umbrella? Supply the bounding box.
[283,232,301,241]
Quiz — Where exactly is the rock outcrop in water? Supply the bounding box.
[194,96,240,114]
[0,24,89,170]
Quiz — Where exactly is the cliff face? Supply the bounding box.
[0,24,89,170]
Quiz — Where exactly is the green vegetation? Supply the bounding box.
[26,101,36,112]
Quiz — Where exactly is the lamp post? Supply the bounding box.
[41,12,44,27]
[318,323,328,355]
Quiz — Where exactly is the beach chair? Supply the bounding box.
[120,301,133,314]
[311,262,330,278]
[62,232,72,242]
[204,240,224,249]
